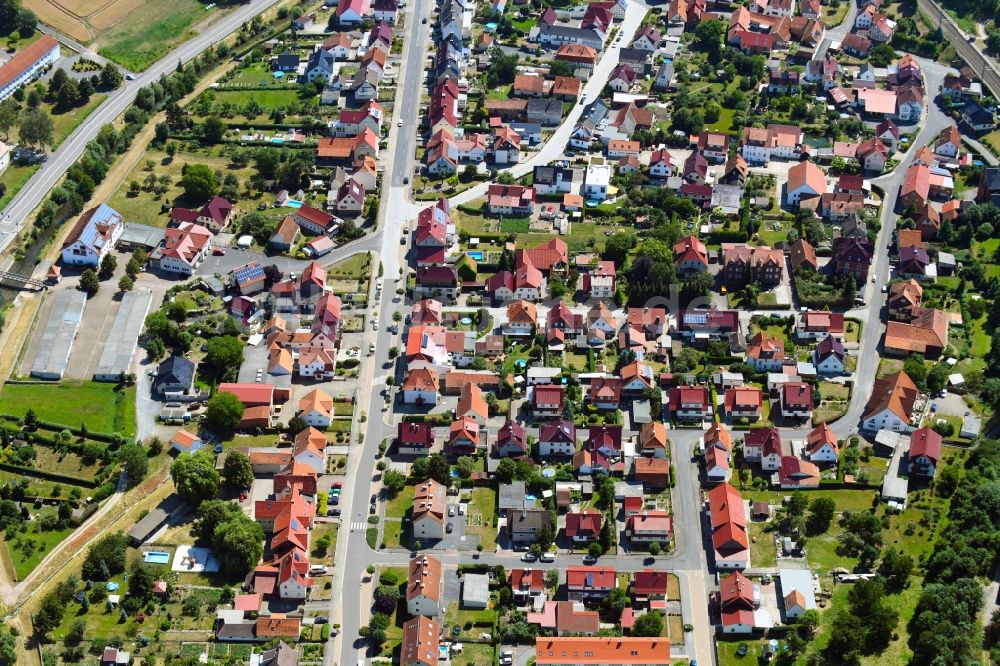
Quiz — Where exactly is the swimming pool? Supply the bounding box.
[285,199,304,208]
[467,251,484,260]
[144,551,170,564]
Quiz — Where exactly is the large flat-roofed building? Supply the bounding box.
[94,288,154,381]
[30,289,87,380]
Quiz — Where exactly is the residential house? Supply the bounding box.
[908,426,942,477]
[786,160,827,206]
[506,509,552,544]
[805,423,839,463]
[625,511,673,545]
[861,371,917,433]
[814,335,846,375]
[565,566,616,601]
[744,427,783,471]
[538,420,577,458]
[725,387,764,421]
[708,482,750,569]
[413,479,446,540]
[61,203,125,267]
[565,510,603,543]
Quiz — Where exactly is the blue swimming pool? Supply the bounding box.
[285,199,304,208]
[467,251,484,260]
[144,551,170,564]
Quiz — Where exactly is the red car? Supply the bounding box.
[213,248,226,256]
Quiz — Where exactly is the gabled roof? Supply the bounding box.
[863,371,918,421]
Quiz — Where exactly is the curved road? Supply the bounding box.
[0,0,283,254]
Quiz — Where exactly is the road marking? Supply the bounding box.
[351,522,370,531]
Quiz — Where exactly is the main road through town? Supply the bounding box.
[0,0,285,255]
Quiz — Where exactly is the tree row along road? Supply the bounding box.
[0,0,283,256]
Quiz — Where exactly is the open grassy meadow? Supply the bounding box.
[0,380,136,436]
[93,0,221,70]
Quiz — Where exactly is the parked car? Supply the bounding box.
[521,552,537,562]
[329,508,341,516]
[446,523,454,533]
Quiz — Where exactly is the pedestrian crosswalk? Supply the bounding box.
[350,521,370,531]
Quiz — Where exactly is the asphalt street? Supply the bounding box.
[0,0,284,255]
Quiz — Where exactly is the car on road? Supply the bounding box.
[446,523,453,533]
[582,554,598,564]
[213,248,225,256]
[329,508,341,516]
[314,617,329,624]
[369,343,376,355]
[422,16,427,22]
[540,552,555,562]
[448,506,455,517]
[125,73,135,80]
[398,120,403,127]
[521,552,537,562]
[372,318,380,330]
[401,236,407,244]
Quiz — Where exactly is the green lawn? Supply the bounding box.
[0,162,40,210]
[705,107,737,133]
[717,638,770,666]
[2,519,74,580]
[96,0,223,71]
[466,487,497,550]
[444,602,496,640]
[386,485,415,520]
[196,88,317,115]
[0,381,136,436]
[748,522,776,568]
[969,315,991,356]
[50,95,107,148]
[450,643,496,666]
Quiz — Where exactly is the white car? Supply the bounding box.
[397,120,403,127]
[372,318,380,330]
[369,343,376,354]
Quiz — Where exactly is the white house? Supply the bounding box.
[155,223,212,276]
[584,163,611,201]
[61,203,124,267]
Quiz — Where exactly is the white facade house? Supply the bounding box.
[61,203,125,267]
[584,163,611,201]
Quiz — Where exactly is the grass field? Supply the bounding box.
[0,162,41,211]
[51,95,107,147]
[2,514,75,579]
[196,88,319,116]
[466,488,497,550]
[95,0,221,70]
[705,107,737,133]
[0,380,136,436]
[748,521,776,568]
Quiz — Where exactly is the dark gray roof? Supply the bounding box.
[981,167,1000,193]
[526,98,562,114]
[963,103,994,125]
[216,621,256,641]
[533,165,573,185]
[155,355,195,390]
[276,52,300,68]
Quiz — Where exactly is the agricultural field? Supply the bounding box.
[25,0,224,70]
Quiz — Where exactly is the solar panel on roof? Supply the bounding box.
[235,262,264,284]
[685,313,707,324]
